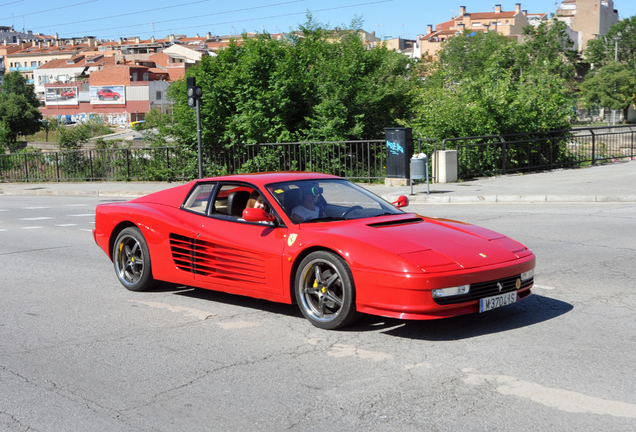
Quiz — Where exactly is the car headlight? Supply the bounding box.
[521,269,534,281]
[432,285,470,298]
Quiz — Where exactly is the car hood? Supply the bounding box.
[313,214,529,272]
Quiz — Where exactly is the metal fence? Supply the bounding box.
[1,126,635,183]
[439,125,636,179]
[0,140,387,183]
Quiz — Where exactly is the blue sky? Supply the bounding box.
[2,0,635,41]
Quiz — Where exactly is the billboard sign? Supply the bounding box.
[45,87,79,106]
[90,85,125,104]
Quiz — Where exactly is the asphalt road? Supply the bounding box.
[1,196,635,431]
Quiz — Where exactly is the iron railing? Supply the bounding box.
[1,126,634,183]
[0,140,387,183]
[438,125,636,179]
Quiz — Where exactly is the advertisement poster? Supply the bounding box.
[90,85,125,104]
[45,87,79,106]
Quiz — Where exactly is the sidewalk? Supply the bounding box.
[1,160,635,204]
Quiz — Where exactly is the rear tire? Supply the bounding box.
[113,227,159,291]
[295,251,360,329]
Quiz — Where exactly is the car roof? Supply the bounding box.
[196,172,341,188]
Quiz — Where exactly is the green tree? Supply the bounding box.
[140,108,173,146]
[586,16,636,71]
[518,18,581,82]
[0,72,43,151]
[58,125,90,151]
[407,29,574,139]
[579,62,636,122]
[168,16,419,153]
[0,94,43,150]
[0,71,41,108]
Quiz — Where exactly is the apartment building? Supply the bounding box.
[556,0,619,53]
[34,35,218,123]
[0,41,33,84]
[6,37,97,85]
[419,3,543,60]
[0,26,55,45]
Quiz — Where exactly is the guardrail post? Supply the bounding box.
[55,152,60,182]
[367,143,371,184]
[126,149,131,180]
[89,150,94,181]
[590,130,596,165]
[499,135,507,175]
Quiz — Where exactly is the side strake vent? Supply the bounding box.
[367,218,423,228]
[169,233,266,284]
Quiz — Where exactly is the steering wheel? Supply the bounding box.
[341,205,363,218]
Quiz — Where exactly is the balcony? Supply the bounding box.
[9,65,38,72]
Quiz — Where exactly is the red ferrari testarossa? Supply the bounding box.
[94,172,535,329]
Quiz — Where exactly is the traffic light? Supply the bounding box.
[187,77,202,109]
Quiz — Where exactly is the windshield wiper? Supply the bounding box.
[372,212,398,217]
[304,216,346,223]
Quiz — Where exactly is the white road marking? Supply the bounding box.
[20,217,53,221]
[68,214,95,217]
[55,224,78,227]
[533,285,556,290]
[79,229,93,232]
[23,206,50,209]
[129,300,216,320]
[463,371,636,418]
[21,226,43,230]
[64,204,87,207]
[0,229,7,232]
[0,209,8,212]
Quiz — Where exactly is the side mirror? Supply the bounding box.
[392,195,409,208]
[243,207,276,223]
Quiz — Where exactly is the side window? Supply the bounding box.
[182,183,216,214]
[212,185,255,218]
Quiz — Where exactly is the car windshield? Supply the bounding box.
[267,179,403,223]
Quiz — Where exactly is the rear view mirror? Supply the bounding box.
[392,195,409,208]
[243,207,276,222]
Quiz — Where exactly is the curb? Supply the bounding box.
[0,190,155,198]
[382,194,636,204]
[3,189,636,204]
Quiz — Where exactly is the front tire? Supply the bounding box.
[295,251,360,329]
[113,227,159,291]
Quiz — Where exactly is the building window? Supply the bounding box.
[38,61,42,66]
[31,61,37,67]
[156,91,162,100]
[473,22,482,26]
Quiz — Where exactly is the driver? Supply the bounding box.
[246,191,269,212]
[291,185,322,223]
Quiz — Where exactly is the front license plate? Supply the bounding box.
[479,291,517,313]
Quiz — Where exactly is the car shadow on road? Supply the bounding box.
[169,285,304,319]
[163,284,571,339]
[348,294,573,340]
